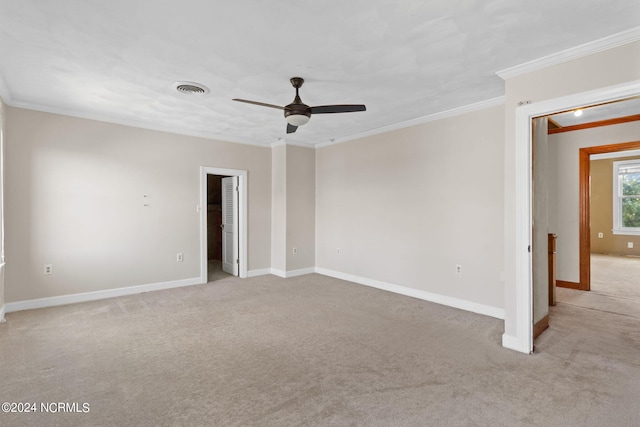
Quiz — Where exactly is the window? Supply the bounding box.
[613,159,640,235]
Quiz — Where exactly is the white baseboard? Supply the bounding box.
[5,266,317,314]
[3,266,506,325]
[502,333,530,354]
[248,268,272,277]
[266,267,315,278]
[5,277,202,313]
[270,268,287,278]
[283,267,315,278]
[0,304,5,323]
[315,267,505,320]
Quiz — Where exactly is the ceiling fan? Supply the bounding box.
[233,77,366,134]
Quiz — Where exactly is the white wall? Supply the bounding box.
[503,40,640,339]
[549,121,640,283]
[316,105,505,312]
[5,107,272,303]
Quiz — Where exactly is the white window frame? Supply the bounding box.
[612,159,640,236]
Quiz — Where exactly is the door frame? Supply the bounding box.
[579,141,640,291]
[508,79,640,354]
[200,166,248,282]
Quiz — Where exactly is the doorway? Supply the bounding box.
[199,166,248,283]
[532,121,640,344]
[206,174,238,281]
[579,141,640,290]
[549,142,640,328]
[508,80,640,354]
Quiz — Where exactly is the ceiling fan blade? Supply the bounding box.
[287,124,298,134]
[233,99,285,110]
[310,104,366,114]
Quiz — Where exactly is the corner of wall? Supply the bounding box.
[501,333,529,354]
[0,73,12,105]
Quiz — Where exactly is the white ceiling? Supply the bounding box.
[0,1,639,147]
[549,96,640,127]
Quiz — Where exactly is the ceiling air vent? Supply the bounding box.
[174,81,209,95]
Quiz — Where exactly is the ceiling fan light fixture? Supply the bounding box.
[233,77,365,134]
[285,114,310,127]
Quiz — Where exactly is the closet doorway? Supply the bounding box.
[199,166,248,283]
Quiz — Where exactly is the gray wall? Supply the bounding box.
[5,107,272,302]
[316,105,505,311]
[0,97,5,317]
[271,144,287,272]
[270,144,315,274]
[286,145,315,271]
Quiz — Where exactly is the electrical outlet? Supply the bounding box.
[177,252,184,262]
[336,248,341,255]
[628,242,634,249]
[43,264,53,275]
[293,248,298,255]
[455,264,462,275]
[598,232,604,238]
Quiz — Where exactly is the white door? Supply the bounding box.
[221,176,239,276]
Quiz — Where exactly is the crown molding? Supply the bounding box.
[286,140,316,149]
[496,26,640,80]
[270,140,287,148]
[315,96,505,148]
[7,92,504,151]
[269,139,315,149]
[5,98,273,148]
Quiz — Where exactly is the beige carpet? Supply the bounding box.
[556,254,640,319]
[1,273,639,426]
[592,253,640,300]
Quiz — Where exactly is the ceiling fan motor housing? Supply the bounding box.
[284,103,311,118]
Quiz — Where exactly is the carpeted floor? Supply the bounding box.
[556,254,640,319]
[1,272,639,426]
[591,253,640,300]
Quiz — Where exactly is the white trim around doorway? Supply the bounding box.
[506,79,640,354]
[200,166,248,282]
